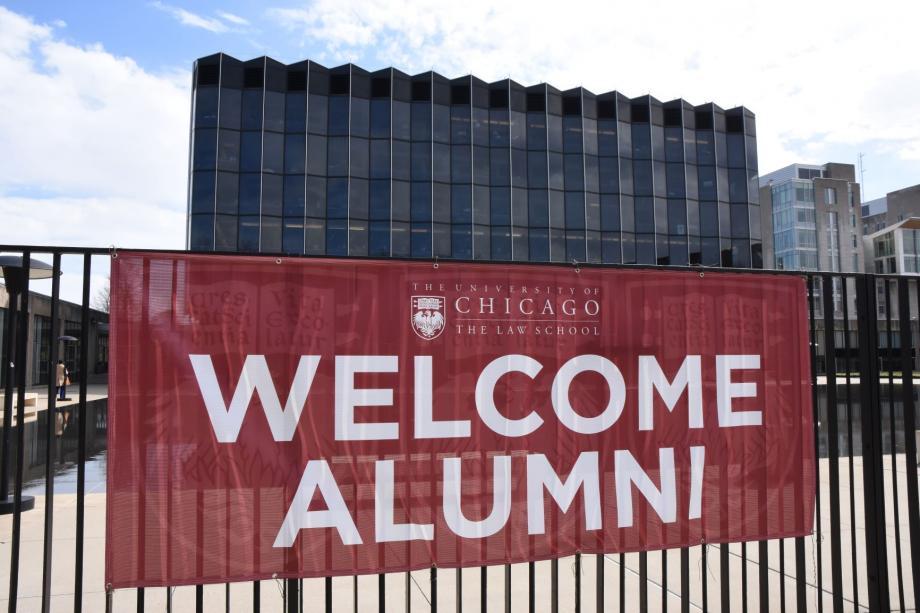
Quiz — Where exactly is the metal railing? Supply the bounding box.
[1,244,918,612]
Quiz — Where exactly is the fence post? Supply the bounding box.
[855,275,890,611]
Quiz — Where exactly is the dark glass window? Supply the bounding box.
[527,113,547,151]
[239,174,261,215]
[327,137,348,176]
[564,192,585,229]
[634,197,654,233]
[306,176,326,218]
[600,194,620,231]
[411,223,432,257]
[527,152,547,189]
[370,100,390,138]
[369,180,389,220]
[451,106,471,144]
[369,221,390,256]
[351,97,369,137]
[307,135,326,175]
[699,202,719,236]
[392,101,410,140]
[667,199,687,234]
[490,187,511,225]
[191,171,215,214]
[728,169,748,203]
[263,91,284,132]
[195,87,219,128]
[562,116,582,152]
[328,97,349,135]
[490,150,509,186]
[666,163,685,198]
[218,88,241,129]
[452,225,472,259]
[392,141,410,181]
[284,134,305,174]
[411,142,432,181]
[327,178,348,219]
[370,140,390,179]
[698,166,717,200]
[262,132,283,174]
[451,185,472,223]
[240,131,262,172]
[411,102,431,140]
[241,90,262,130]
[193,129,217,170]
[350,137,369,178]
[282,220,304,254]
[285,92,306,132]
[411,182,432,221]
[261,174,283,216]
[563,154,584,190]
[491,227,511,260]
[326,219,347,256]
[283,175,305,217]
[217,130,240,171]
[216,171,238,215]
[189,214,214,250]
[215,214,237,250]
[238,216,259,252]
[305,218,325,255]
[308,95,327,134]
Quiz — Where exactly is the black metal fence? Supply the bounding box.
[1,245,918,612]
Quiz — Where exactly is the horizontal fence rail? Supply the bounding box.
[0,245,918,612]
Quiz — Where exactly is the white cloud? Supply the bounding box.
[150,1,227,33]
[216,10,250,26]
[267,0,920,176]
[0,6,189,299]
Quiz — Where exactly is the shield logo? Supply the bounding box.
[411,296,446,340]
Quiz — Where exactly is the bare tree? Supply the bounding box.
[93,275,110,313]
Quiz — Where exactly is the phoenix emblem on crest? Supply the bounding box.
[411,296,446,340]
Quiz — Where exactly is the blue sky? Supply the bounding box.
[0,1,918,301]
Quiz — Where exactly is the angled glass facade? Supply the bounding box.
[188,54,762,267]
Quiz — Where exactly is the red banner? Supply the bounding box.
[106,252,815,588]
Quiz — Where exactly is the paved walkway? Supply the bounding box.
[0,455,914,611]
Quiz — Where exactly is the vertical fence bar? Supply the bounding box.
[778,539,786,613]
[455,569,461,613]
[431,567,438,613]
[504,564,510,613]
[7,250,31,613]
[136,588,144,612]
[855,275,890,611]
[638,552,647,613]
[740,542,747,613]
[680,548,689,613]
[596,554,604,613]
[757,541,768,613]
[326,576,332,613]
[286,578,299,613]
[661,550,667,613]
[528,562,535,613]
[551,558,558,613]
[0,265,18,504]
[700,545,708,613]
[481,566,487,613]
[252,582,259,613]
[574,553,581,613]
[808,275,825,613]
[841,277,859,612]
[74,253,91,613]
[719,545,729,613]
[40,253,61,613]
[406,572,411,613]
[903,279,920,613]
[821,275,844,612]
[884,280,907,612]
[379,573,386,613]
[618,554,624,613]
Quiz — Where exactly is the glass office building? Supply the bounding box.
[187,54,762,267]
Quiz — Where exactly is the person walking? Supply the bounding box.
[56,360,69,401]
